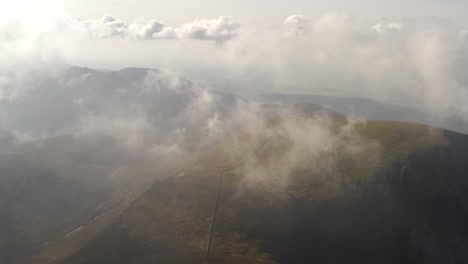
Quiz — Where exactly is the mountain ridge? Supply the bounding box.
[55,118,468,264]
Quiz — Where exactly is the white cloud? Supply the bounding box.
[62,14,240,41]
[129,19,166,39]
[212,13,468,121]
[372,22,404,33]
[80,14,129,38]
[284,15,310,36]
[176,16,240,41]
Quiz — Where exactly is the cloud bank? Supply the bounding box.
[214,13,468,121]
[65,14,240,41]
[2,12,468,123]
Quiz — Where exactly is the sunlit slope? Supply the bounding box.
[60,119,468,264]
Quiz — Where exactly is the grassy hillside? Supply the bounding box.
[0,134,177,264]
[58,119,468,263]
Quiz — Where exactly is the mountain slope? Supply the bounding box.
[58,119,468,264]
[0,65,247,264]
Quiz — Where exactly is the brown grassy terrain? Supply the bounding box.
[53,119,468,263]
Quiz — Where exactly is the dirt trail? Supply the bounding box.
[204,138,271,264]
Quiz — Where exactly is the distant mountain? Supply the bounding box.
[118,67,159,82]
[261,102,346,119]
[0,65,238,139]
[251,93,468,135]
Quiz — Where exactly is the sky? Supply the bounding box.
[2,0,468,119]
[57,0,468,25]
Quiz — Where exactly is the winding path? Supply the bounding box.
[204,138,271,264]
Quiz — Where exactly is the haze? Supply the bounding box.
[2,1,468,263]
[2,0,468,117]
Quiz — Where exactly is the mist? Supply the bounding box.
[2,4,468,263]
[1,10,467,203]
[3,12,468,121]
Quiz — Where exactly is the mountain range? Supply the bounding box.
[1,66,468,263]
